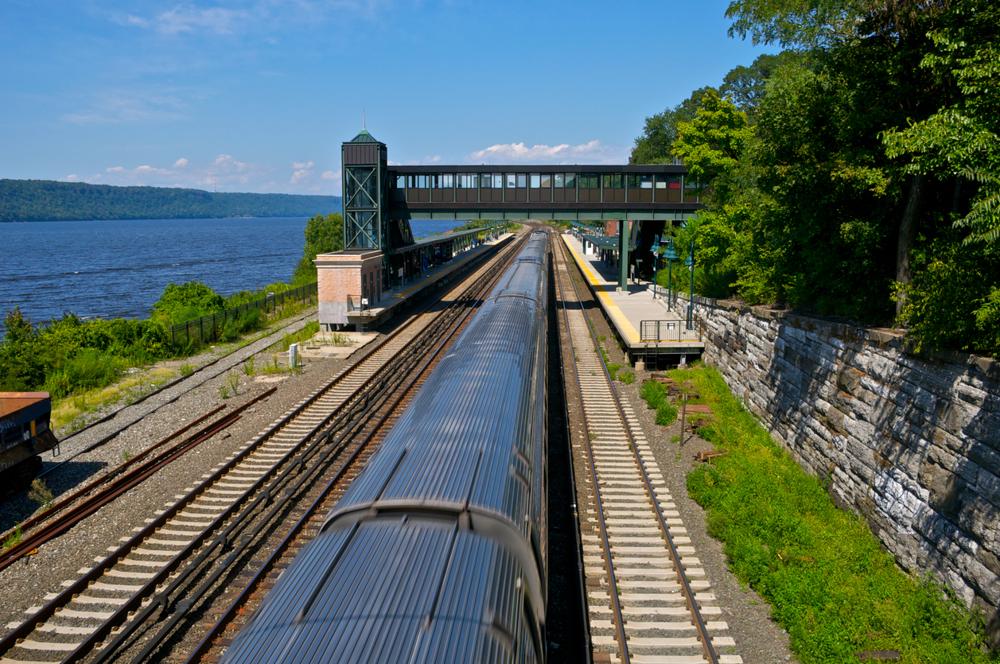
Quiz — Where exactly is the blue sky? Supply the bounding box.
[0,1,772,195]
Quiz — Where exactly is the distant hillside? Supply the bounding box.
[0,179,341,222]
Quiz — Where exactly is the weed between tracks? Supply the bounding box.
[649,364,998,663]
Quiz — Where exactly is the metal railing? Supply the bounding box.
[639,319,683,342]
[168,282,317,347]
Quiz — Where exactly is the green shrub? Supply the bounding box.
[151,281,225,327]
[640,379,678,425]
[44,348,123,398]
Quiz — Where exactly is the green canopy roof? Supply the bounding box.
[347,129,381,144]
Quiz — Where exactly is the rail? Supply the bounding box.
[0,238,520,663]
[556,236,720,664]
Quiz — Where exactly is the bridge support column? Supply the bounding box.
[618,219,629,291]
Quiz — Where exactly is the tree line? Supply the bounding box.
[0,179,341,221]
[633,0,999,358]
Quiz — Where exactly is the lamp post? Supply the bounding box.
[650,235,662,299]
[663,238,678,310]
[685,238,695,330]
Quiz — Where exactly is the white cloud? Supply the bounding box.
[174,157,189,168]
[63,90,188,125]
[106,166,126,173]
[214,154,250,172]
[469,139,625,164]
[117,0,390,37]
[152,6,249,35]
[64,174,80,182]
[321,170,339,180]
[290,160,315,184]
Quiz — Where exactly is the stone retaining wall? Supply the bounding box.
[677,294,1000,623]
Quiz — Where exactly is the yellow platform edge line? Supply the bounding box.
[561,235,642,346]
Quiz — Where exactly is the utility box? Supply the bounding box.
[316,249,384,329]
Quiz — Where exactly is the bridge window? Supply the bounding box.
[506,173,517,189]
[396,175,406,189]
[579,174,599,189]
[407,175,429,188]
[517,173,527,188]
[564,173,576,188]
[640,175,654,189]
[684,177,700,203]
[492,174,503,188]
[658,174,682,201]
[434,174,453,188]
[554,174,564,188]
[540,174,552,188]
[602,174,624,189]
[529,173,541,188]
[480,173,492,188]
[457,174,477,189]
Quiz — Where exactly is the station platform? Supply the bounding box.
[346,233,514,329]
[561,232,704,365]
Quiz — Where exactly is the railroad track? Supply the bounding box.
[0,233,524,664]
[553,235,741,664]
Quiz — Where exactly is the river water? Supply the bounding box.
[0,217,461,331]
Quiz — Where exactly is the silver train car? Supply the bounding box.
[224,231,550,663]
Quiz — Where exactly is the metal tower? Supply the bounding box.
[342,129,388,250]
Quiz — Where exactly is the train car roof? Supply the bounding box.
[0,393,50,419]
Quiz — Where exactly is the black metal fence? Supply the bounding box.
[168,282,317,347]
[640,319,683,342]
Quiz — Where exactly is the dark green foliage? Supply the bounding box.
[633,0,1000,357]
[0,309,167,396]
[44,349,123,398]
[151,282,225,327]
[292,213,344,284]
[0,179,340,222]
[674,365,996,663]
[630,87,714,164]
[639,380,678,425]
[896,235,1000,356]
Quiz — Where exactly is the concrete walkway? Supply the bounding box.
[562,233,704,361]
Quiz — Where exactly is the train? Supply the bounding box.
[223,231,551,663]
[0,392,57,477]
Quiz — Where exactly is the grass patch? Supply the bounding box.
[269,320,319,353]
[28,479,53,509]
[51,366,176,431]
[670,365,997,663]
[259,355,301,376]
[2,525,22,550]
[639,379,678,425]
[617,368,635,384]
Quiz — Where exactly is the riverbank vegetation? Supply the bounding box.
[635,0,999,358]
[0,179,340,222]
[0,212,341,421]
[641,364,997,663]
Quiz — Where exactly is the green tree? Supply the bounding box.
[721,50,806,116]
[673,89,752,204]
[629,87,713,164]
[292,213,343,284]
